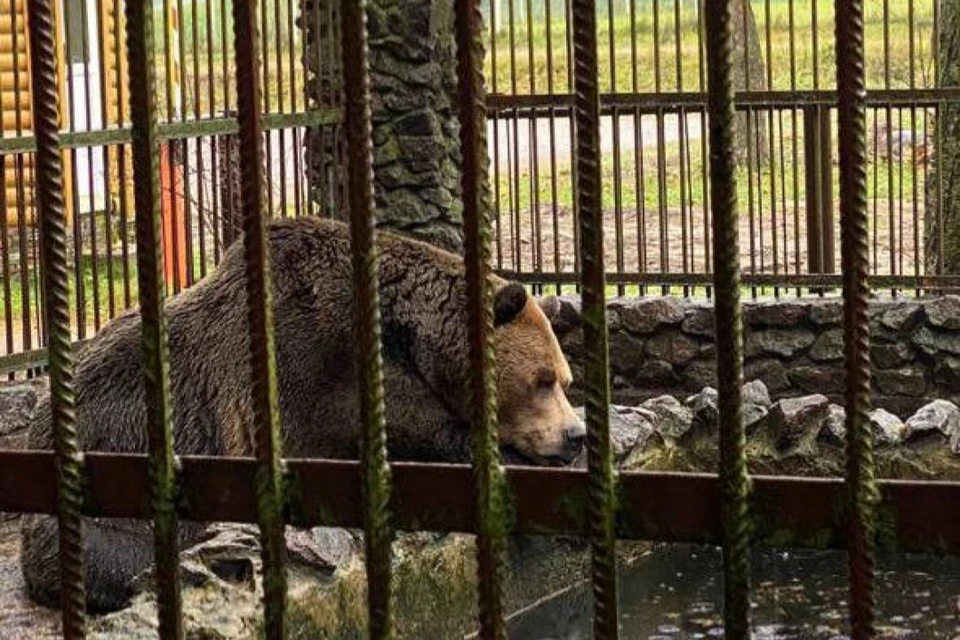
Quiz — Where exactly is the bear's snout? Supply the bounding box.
[560,422,586,461]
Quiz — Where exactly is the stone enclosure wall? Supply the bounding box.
[553,295,960,419]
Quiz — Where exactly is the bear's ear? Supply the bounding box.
[493,283,528,327]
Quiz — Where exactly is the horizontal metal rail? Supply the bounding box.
[498,270,960,291]
[488,88,960,114]
[0,109,341,154]
[0,450,957,554]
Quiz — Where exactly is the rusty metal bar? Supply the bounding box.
[26,0,86,634]
[339,0,394,635]
[835,0,878,637]
[571,0,618,637]
[705,0,751,637]
[124,0,185,633]
[231,0,288,636]
[5,453,960,555]
[456,0,509,636]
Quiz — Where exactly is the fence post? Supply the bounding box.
[804,105,836,279]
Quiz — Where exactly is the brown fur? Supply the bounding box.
[20,216,583,612]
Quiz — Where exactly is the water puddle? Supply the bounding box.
[508,544,960,639]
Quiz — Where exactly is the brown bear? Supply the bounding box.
[20,216,584,613]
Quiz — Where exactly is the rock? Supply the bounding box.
[0,382,40,437]
[904,400,960,450]
[634,360,680,387]
[875,367,927,397]
[285,527,358,573]
[912,326,960,356]
[745,328,816,359]
[572,406,655,460]
[869,408,905,446]
[934,357,960,392]
[679,388,718,445]
[766,395,831,451]
[819,404,847,447]
[641,395,694,441]
[808,329,845,362]
[681,305,715,337]
[745,359,790,392]
[879,302,922,332]
[871,343,914,370]
[743,380,772,408]
[745,301,808,327]
[682,359,717,391]
[546,297,581,336]
[608,332,645,374]
[644,331,699,366]
[923,296,960,330]
[685,386,719,412]
[788,365,846,394]
[619,297,685,334]
[808,300,843,325]
[743,403,769,433]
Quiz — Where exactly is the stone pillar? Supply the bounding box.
[301,0,464,252]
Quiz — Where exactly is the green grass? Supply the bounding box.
[486,0,936,94]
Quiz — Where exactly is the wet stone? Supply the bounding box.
[745,301,809,327]
[743,379,772,408]
[682,359,717,391]
[923,296,960,330]
[809,329,845,363]
[789,365,846,394]
[641,395,695,441]
[934,357,960,392]
[869,408,906,446]
[819,404,847,448]
[682,305,716,338]
[620,297,685,334]
[645,331,700,366]
[608,332,645,374]
[745,328,817,359]
[875,367,927,397]
[872,343,915,370]
[808,300,844,326]
[879,302,923,332]
[912,326,960,357]
[635,360,681,387]
[745,359,791,392]
[767,395,831,451]
[904,399,960,445]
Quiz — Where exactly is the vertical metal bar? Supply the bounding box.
[125,0,184,634]
[456,0,508,637]
[340,0,393,636]
[704,0,750,638]
[27,0,87,633]
[572,0,617,637]
[232,0,288,636]
[835,0,878,636]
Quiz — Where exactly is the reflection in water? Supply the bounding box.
[508,544,960,639]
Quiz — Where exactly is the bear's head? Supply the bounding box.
[492,283,585,466]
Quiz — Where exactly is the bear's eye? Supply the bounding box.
[535,369,557,391]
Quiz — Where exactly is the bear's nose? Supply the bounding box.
[563,423,586,457]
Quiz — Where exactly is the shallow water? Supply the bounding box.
[508,544,960,640]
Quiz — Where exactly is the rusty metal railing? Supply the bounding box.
[0,0,948,638]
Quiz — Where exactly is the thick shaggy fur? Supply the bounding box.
[21,217,582,612]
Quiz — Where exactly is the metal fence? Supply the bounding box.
[5,1,960,374]
[485,0,960,297]
[1,1,960,640]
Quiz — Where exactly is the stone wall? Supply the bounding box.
[553,295,960,419]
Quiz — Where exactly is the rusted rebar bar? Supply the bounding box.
[124,0,185,635]
[340,0,394,636]
[27,0,87,635]
[705,1,752,638]
[455,0,509,637]
[232,0,288,637]
[835,0,878,637]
